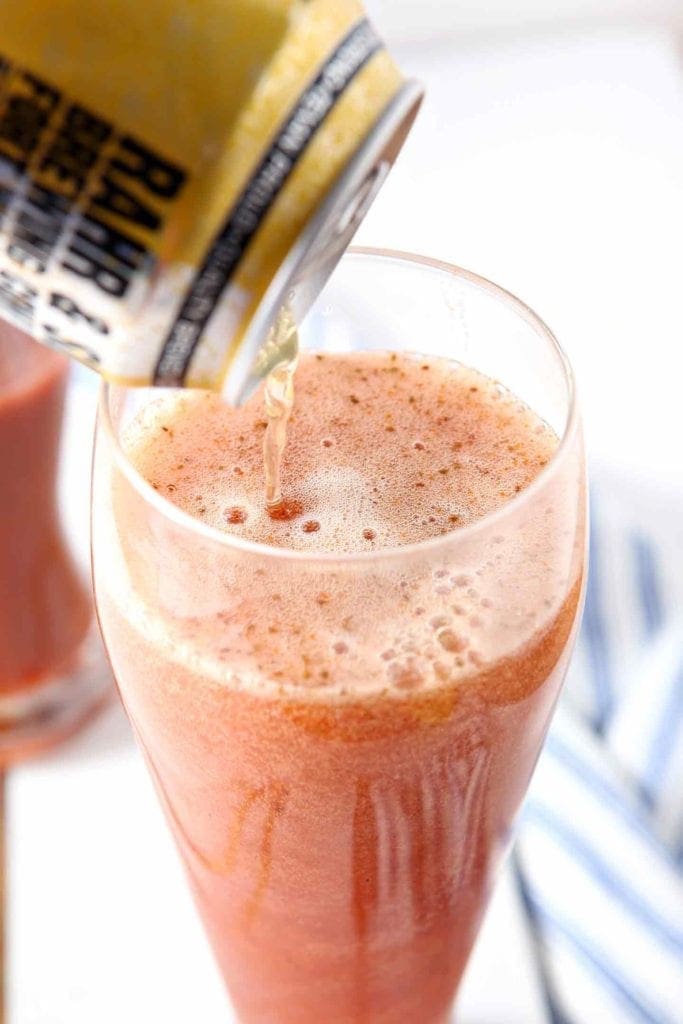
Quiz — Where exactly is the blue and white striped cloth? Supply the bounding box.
[516,470,683,1024]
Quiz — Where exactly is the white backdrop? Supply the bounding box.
[367,0,683,44]
[356,23,683,484]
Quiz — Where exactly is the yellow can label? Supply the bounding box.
[0,0,405,391]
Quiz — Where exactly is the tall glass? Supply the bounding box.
[0,323,110,762]
[92,250,585,1024]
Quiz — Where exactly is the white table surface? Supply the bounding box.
[9,22,683,1023]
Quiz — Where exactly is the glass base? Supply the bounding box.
[0,621,113,765]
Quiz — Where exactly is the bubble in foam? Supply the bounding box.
[434,661,450,683]
[388,661,423,690]
[225,506,247,525]
[437,629,468,653]
[268,498,303,522]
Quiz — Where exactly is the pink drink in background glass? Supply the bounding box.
[0,323,109,760]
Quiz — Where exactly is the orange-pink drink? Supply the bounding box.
[96,351,583,1024]
[0,325,91,702]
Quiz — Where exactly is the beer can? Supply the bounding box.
[0,1,421,404]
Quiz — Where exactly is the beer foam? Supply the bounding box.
[100,351,578,700]
[126,352,556,554]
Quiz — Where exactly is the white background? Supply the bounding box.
[370,0,683,45]
[9,8,683,1023]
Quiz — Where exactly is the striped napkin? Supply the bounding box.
[515,469,683,1024]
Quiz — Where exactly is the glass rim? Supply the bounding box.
[99,246,578,567]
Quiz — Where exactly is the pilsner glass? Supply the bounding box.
[92,250,585,1024]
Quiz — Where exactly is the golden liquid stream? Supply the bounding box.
[262,307,299,509]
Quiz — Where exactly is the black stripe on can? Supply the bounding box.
[154,18,382,387]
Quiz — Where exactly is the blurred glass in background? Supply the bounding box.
[0,326,110,763]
